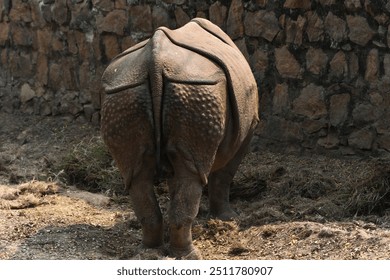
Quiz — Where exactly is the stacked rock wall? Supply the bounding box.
[0,0,389,155]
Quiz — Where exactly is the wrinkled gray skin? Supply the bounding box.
[101,18,259,259]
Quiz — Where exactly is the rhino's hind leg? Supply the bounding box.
[163,82,227,259]
[127,158,164,248]
[167,154,203,259]
[101,85,163,248]
[208,130,254,221]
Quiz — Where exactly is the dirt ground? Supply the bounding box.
[1,112,390,260]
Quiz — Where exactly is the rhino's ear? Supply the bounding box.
[102,40,150,94]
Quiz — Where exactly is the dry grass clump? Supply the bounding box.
[0,180,59,209]
[56,136,123,194]
[347,165,390,216]
[234,151,390,223]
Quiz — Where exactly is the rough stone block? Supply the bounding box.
[285,15,306,46]
[78,62,90,90]
[302,119,327,134]
[162,0,186,4]
[329,93,350,126]
[306,47,328,75]
[272,83,289,115]
[292,83,327,119]
[90,82,102,110]
[102,34,120,61]
[324,12,347,44]
[40,3,54,23]
[51,32,64,52]
[387,25,390,48]
[67,31,78,55]
[83,103,95,121]
[347,15,375,46]
[20,83,35,103]
[209,1,227,30]
[174,7,190,27]
[40,100,52,116]
[234,38,249,61]
[365,48,379,82]
[153,6,174,29]
[348,128,374,150]
[11,24,33,46]
[329,51,347,79]
[264,116,303,142]
[121,36,136,52]
[9,0,32,22]
[364,0,380,17]
[352,103,381,124]
[377,134,390,152]
[9,51,32,78]
[52,0,69,25]
[319,0,336,6]
[227,0,244,40]
[317,134,340,149]
[49,63,62,90]
[93,0,114,12]
[245,10,280,42]
[250,48,269,80]
[369,92,384,107]
[0,23,9,46]
[64,59,79,91]
[74,30,89,62]
[284,0,311,10]
[115,0,127,10]
[97,9,127,35]
[348,52,359,79]
[60,91,83,116]
[36,53,48,86]
[305,11,323,42]
[36,28,52,54]
[92,32,102,61]
[69,1,93,31]
[275,46,302,79]
[345,0,362,11]
[130,5,153,33]
[0,48,6,66]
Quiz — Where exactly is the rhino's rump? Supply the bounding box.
[101,18,259,182]
[102,18,258,149]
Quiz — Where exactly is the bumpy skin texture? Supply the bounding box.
[101,18,259,259]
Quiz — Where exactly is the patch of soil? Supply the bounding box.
[1,112,390,260]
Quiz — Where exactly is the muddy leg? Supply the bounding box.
[168,165,203,259]
[208,132,254,221]
[127,159,163,248]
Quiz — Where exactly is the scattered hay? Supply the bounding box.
[347,165,390,216]
[18,181,59,195]
[0,181,60,209]
[230,175,267,201]
[56,136,123,194]
[233,151,390,224]
[0,185,19,200]
[53,136,390,225]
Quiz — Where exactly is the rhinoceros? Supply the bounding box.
[101,18,259,259]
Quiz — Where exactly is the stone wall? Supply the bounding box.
[0,0,389,156]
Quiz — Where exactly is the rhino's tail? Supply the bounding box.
[149,34,164,177]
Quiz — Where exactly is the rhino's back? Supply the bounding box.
[101,31,225,94]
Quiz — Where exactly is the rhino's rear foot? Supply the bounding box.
[170,245,202,260]
[210,208,238,221]
[142,223,164,248]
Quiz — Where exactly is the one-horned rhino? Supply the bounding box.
[101,18,259,259]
